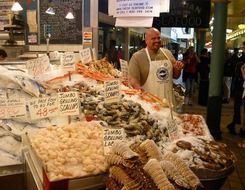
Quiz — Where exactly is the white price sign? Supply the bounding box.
[103,128,125,155]
[28,96,59,120]
[61,52,76,71]
[7,98,26,118]
[114,0,160,17]
[79,48,92,64]
[119,59,128,81]
[167,119,179,141]
[0,98,26,119]
[26,55,51,77]
[49,51,60,61]
[104,80,120,103]
[58,92,80,116]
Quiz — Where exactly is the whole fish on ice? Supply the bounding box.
[0,66,45,97]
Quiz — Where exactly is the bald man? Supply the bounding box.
[128,28,183,103]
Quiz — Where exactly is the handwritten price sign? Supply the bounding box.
[79,48,92,64]
[0,98,26,119]
[26,55,51,78]
[167,119,179,141]
[119,59,129,81]
[61,52,76,71]
[58,92,80,116]
[28,96,58,120]
[103,128,125,155]
[104,80,120,103]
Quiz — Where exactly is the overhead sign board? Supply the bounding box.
[153,0,211,28]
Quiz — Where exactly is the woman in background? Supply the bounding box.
[182,46,200,105]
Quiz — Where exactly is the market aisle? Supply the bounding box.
[182,96,245,190]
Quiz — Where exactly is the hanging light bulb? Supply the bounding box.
[11,2,23,12]
[45,7,55,15]
[65,10,74,19]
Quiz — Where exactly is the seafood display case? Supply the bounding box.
[0,52,236,190]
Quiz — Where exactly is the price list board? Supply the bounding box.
[39,0,83,44]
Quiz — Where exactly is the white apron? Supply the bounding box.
[143,48,173,104]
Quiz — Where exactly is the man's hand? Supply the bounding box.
[173,61,184,79]
[174,60,184,70]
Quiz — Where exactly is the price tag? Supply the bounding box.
[26,55,51,78]
[7,98,26,118]
[28,96,59,120]
[104,80,120,103]
[61,52,76,71]
[58,92,80,116]
[103,128,125,155]
[49,51,60,61]
[119,59,128,81]
[0,98,26,119]
[79,48,92,64]
[167,119,179,141]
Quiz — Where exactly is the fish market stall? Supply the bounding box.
[0,50,236,190]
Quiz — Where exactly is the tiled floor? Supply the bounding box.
[182,96,245,190]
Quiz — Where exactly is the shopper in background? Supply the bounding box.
[198,48,210,106]
[238,43,245,148]
[182,46,200,105]
[0,49,7,61]
[117,45,123,70]
[128,27,184,105]
[227,42,245,135]
[223,48,238,103]
[105,40,120,70]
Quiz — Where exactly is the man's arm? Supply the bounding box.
[128,54,142,89]
[163,49,184,79]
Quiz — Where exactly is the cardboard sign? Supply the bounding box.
[103,128,125,155]
[26,55,51,78]
[58,92,80,116]
[119,59,128,81]
[0,98,26,119]
[104,80,120,103]
[167,119,179,141]
[28,96,59,120]
[79,48,92,64]
[61,52,76,71]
